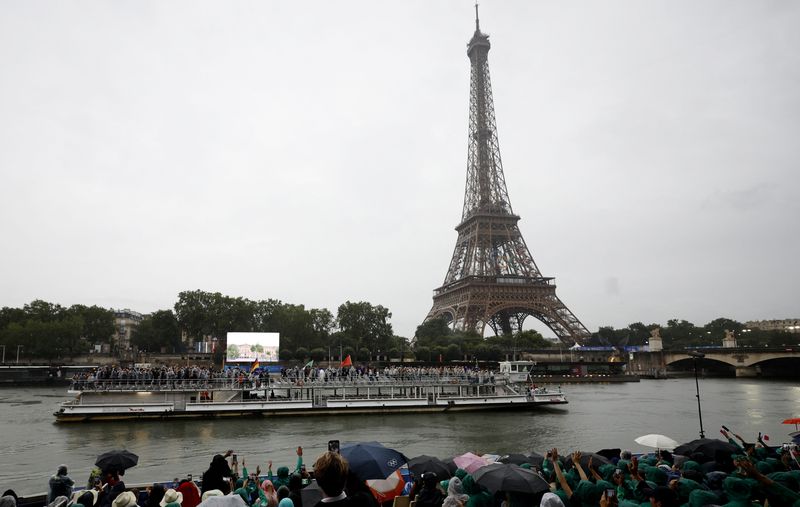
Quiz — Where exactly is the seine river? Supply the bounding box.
[3,378,800,495]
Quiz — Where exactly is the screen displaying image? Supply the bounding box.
[226,332,280,362]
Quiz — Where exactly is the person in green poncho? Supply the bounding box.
[268,447,304,490]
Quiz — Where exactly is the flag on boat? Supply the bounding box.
[304,360,314,369]
[251,359,260,372]
[341,355,352,367]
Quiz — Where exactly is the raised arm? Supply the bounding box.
[550,449,573,499]
[571,451,589,482]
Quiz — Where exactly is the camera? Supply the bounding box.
[328,440,340,454]
[606,489,615,498]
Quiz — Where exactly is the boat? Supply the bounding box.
[498,360,640,384]
[54,374,567,422]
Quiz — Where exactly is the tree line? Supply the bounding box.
[1,293,796,362]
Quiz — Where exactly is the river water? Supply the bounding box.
[3,378,800,495]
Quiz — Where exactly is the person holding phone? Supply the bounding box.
[311,451,350,507]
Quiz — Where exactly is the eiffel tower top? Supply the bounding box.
[461,4,513,223]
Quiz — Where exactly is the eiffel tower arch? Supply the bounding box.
[425,7,591,344]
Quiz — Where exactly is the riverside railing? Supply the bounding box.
[69,373,497,392]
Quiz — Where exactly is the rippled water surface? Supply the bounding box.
[3,379,800,495]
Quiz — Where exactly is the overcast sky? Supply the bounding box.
[1,1,798,339]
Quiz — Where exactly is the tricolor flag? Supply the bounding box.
[341,355,352,368]
[251,359,260,372]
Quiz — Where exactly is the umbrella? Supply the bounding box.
[299,481,324,507]
[562,452,610,471]
[635,434,679,450]
[498,454,532,466]
[525,452,546,467]
[407,455,452,479]
[95,450,139,472]
[367,470,406,503]
[783,418,800,430]
[340,441,408,480]
[595,448,622,461]
[673,439,738,459]
[471,464,550,494]
[453,452,489,474]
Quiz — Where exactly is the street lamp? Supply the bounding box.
[687,350,705,438]
[1,345,4,363]
[16,345,23,364]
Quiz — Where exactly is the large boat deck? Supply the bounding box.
[56,375,567,422]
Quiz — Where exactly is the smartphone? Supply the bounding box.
[721,425,730,431]
[301,464,307,473]
[328,440,340,454]
[606,489,615,498]
[232,454,238,464]
[188,474,192,482]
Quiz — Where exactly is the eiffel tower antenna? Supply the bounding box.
[424,9,591,344]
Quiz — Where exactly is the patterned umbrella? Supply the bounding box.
[341,442,408,480]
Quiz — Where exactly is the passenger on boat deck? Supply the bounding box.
[144,485,166,507]
[159,489,183,507]
[111,491,138,507]
[287,474,303,507]
[202,452,234,495]
[311,452,349,507]
[48,465,74,504]
[0,495,16,507]
[269,447,304,490]
[414,473,444,507]
[177,479,201,507]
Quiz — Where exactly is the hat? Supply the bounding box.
[159,489,183,507]
[112,491,138,507]
[72,490,99,507]
[201,490,224,502]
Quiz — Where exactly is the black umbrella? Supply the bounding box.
[673,439,738,459]
[443,458,458,475]
[562,452,610,471]
[595,448,621,461]
[95,450,139,472]
[471,464,550,494]
[340,442,408,480]
[407,455,452,479]
[525,452,546,467]
[498,454,531,466]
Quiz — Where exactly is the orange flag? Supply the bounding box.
[341,355,352,367]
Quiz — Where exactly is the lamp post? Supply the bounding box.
[1,345,4,363]
[687,350,705,438]
[16,345,23,364]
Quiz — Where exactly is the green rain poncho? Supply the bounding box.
[722,477,753,507]
[461,474,492,507]
[688,489,720,507]
[571,480,601,507]
[674,478,701,504]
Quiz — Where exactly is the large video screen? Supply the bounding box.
[226,332,280,362]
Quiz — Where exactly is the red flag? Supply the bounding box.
[341,355,352,367]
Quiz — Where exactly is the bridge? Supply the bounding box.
[514,347,800,378]
[645,348,800,377]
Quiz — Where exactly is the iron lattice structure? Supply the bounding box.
[425,10,591,344]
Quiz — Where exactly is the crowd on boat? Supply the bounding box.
[3,427,800,507]
[68,364,497,391]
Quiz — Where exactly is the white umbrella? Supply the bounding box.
[635,434,679,450]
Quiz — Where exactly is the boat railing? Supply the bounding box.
[68,374,497,392]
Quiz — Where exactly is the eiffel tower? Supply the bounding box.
[425,7,591,344]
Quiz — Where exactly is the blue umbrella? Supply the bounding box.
[340,441,408,480]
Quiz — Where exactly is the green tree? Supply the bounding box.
[132,310,181,353]
[227,344,240,359]
[337,301,393,361]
